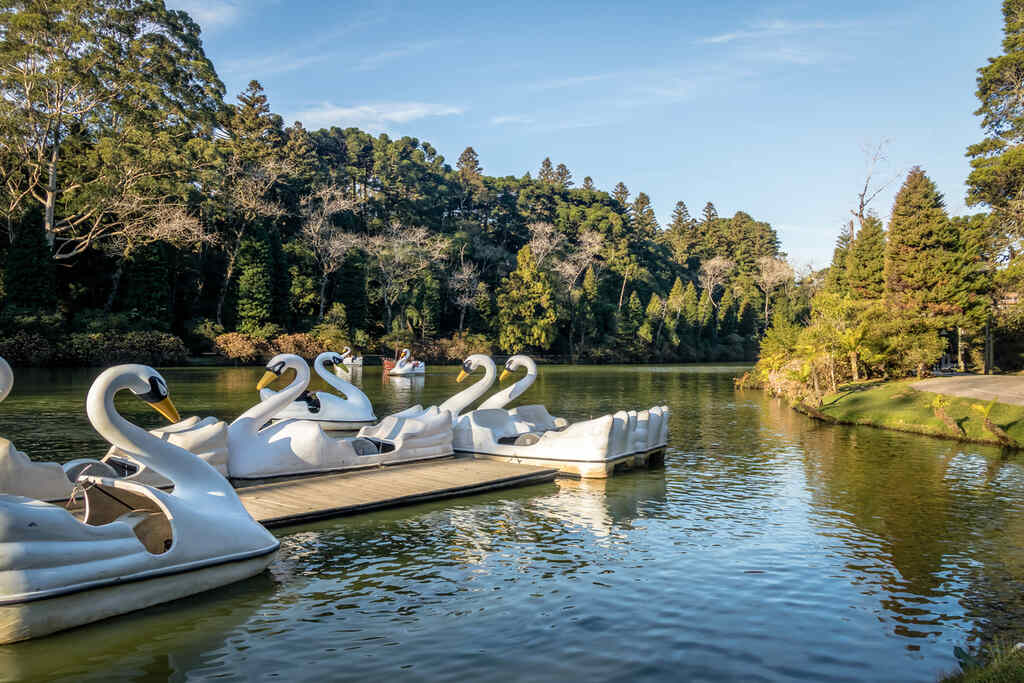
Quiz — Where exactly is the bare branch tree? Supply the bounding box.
[527,221,565,267]
[210,155,294,325]
[449,244,481,332]
[851,139,900,237]
[698,256,735,307]
[553,229,604,293]
[365,222,449,327]
[756,256,794,320]
[300,183,360,319]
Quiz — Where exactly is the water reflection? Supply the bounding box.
[0,365,1020,681]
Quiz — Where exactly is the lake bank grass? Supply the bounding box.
[938,644,1024,682]
[804,379,1024,449]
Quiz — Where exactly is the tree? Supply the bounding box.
[450,246,481,331]
[847,215,885,299]
[698,256,735,306]
[554,163,573,188]
[824,228,852,295]
[756,256,793,320]
[884,167,961,320]
[631,192,658,237]
[3,216,54,309]
[365,222,448,328]
[538,157,557,184]
[497,245,557,351]
[299,183,360,318]
[526,221,564,267]
[0,0,224,248]
[612,182,630,208]
[701,202,718,225]
[582,176,596,191]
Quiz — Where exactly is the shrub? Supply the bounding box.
[214,332,263,363]
[238,321,283,341]
[0,331,54,365]
[271,333,325,357]
[437,332,493,361]
[56,332,187,366]
[70,308,169,333]
[184,318,225,354]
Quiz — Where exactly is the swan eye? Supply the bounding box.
[137,376,168,402]
[332,356,343,364]
[462,361,472,372]
[266,361,285,376]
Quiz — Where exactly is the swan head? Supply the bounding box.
[456,354,493,383]
[317,351,346,368]
[257,353,306,390]
[90,364,181,423]
[499,354,533,382]
[340,346,351,358]
[0,356,11,403]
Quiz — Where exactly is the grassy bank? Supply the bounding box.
[939,644,1024,682]
[809,380,1024,448]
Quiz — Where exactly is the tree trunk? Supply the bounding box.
[215,231,245,326]
[104,258,125,313]
[849,351,860,381]
[828,354,837,393]
[44,141,59,247]
[458,305,466,332]
[617,275,628,310]
[985,316,993,374]
[318,273,329,319]
[957,326,964,372]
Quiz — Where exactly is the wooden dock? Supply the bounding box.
[237,456,557,528]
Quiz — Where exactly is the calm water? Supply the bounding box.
[0,364,1022,682]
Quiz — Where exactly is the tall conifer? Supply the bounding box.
[847,215,885,299]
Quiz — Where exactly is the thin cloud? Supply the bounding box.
[168,0,243,29]
[224,53,330,77]
[699,19,846,45]
[529,73,619,91]
[490,114,535,125]
[293,101,465,132]
[355,41,446,71]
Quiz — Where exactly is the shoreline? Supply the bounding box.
[783,379,1024,451]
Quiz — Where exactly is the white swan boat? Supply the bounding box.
[0,364,278,644]
[225,353,452,482]
[451,355,671,478]
[259,350,376,430]
[387,348,425,376]
[340,347,363,366]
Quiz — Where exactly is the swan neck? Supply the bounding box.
[439,358,496,417]
[232,360,310,432]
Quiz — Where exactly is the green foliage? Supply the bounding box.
[4,218,55,310]
[497,246,557,352]
[235,227,277,336]
[847,216,885,299]
[310,302,351,349]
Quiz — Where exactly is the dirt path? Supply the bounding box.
[911,375,1024,406]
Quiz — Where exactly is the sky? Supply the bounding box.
[166,0,1005,270]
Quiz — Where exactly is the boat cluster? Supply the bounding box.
[0,350,668,644]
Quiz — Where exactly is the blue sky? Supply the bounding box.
[167,0,1004,269]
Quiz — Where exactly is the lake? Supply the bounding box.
[0,363,1021,682]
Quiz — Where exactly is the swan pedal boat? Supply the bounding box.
[447,355,671,478]
[226,353,452,483]
[0,364,278,644]
[386,348,425,376]
[258,349,376,430]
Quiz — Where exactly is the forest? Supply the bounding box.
[749,0,1024,400]
[0,1,803,366]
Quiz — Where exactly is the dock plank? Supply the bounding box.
[236,456,557,528]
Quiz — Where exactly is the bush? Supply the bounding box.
[238,321,283,341]
[437,332,493,361]
[56,332,187,366]
[0,307,65,338]
[271,333,325,357]
[214,332,263,363]
[184,318,225,354]
[70,308,169,333]
[0,331,55,365]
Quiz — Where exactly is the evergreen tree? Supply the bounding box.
[554,163,574,188]
[717,287,736,336]
[578,266,601,350]
[701,202,718,225]
[823,228,852,295]
[3,217,55,310]
[538,157,557,184]
[582,176,596,191]
[234,225,277,337]
[847,215,885,299]
[737,296,758,337]
[697,288,714,340]
[639,292,663,345]
[472,281,495,335]
[612,182,630,208]
[885,167,962,322]
[497,246,557,351]
[457,146,483,181]
[631,192,659,237]
[621,290,644,340]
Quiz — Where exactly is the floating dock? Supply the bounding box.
[237,456,557,528]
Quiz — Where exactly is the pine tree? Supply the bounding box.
[622,290,644,339]
[497,246,557,351]
[612,182,630,208]
[823,228,852,295]
[665,276,686,341]
[235,225,277,337]
[885,167,962,322]
[538,157,557,184]
[582,176,596,191]
[631,192,659,237]
[639,292,663,345]
[471,281,495,334]
[554,163,573,188]
[737,296,757,337]
[847,215,885,299]
[457,146,483,181]
[579,266,601,350]
[697,288,714,339]
[717,287,736,336]
[701,202,718,225]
